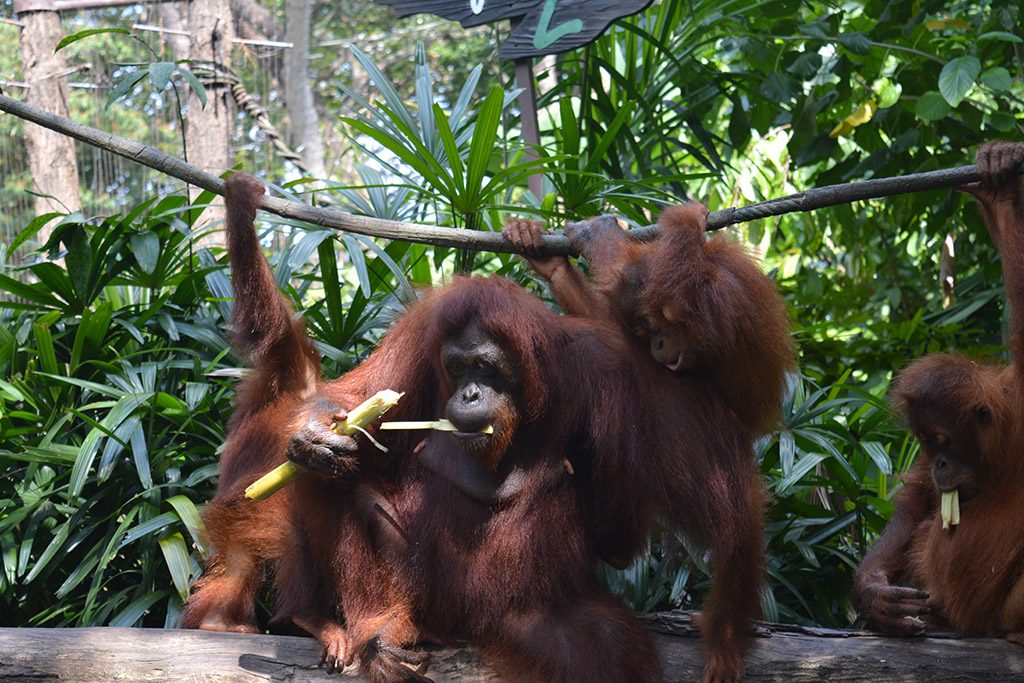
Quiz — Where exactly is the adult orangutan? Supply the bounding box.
[278,228,775,681]
[854,141,1024,643]
[275,275,666,682]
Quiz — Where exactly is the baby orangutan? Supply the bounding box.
[854,141,1024,643]
[504,203,795,681]
[503,203,793,437]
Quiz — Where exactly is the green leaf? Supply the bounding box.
[109,590,168,627]
[31,262,77,306]
[787,53,822,79]
[938,56,980,107]
[148,62,176,91]
[0,273,61,308]
[177,66,208,107]
[175,322,228,351]
[36,372,123,398]
[860,441,893,475]
[414,43,436,156]
[558,98,581,157]
[989,110,1016,132]
[32,323,59,375]
[0,379,24,402]
[585,102,635,173]
[24,521,70,583]
[71,300,113,371]
[55,28,130,52]
[287,229,333,272]
[63,225,92,302]
[980,67,1012,92]
[70,393,149,496]
[434,104,465,190]
[121,512,179,548]
[107,69,148,108]
[129,423,152,489]
[876,78,902,109]
[9,445,79,466]
[56,554,100,600]
[183,464,219,488]
[916,91,951,121]
[978,31,1024,44]
[11,212,63,252]
[184,382,209,410]
[159,531,192,603]
[804,511,858,546]
[341,234,371,298]
[166,496,206,555]
[466,86,504,202]
[776,453,828,494]
[316,236,344,337]
[72,509,138,602]
[344,118,449,194]
[130,231,160,274]
[778,430,795,475]
[155,391,188,416]
[354,235,413,301]
[760,73,798,103]
[450,65,483,130]
[837,32,871,54]
[798,21,830,40]
[1,536,17,586]
[349,45,417,133]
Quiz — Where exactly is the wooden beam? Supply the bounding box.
[15,0,177,12]
[1,612,1023,681]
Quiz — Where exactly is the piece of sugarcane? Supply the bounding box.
[941,489,961,530]
[244,389,404,501]
[380,419,494,434]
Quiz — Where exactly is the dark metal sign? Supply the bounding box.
[374,0,653,59]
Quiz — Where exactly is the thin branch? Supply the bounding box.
[0,93,983,256]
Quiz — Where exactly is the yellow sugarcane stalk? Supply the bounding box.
[380,419,494,434]
[941,489,960,530]
[244,390,403,501]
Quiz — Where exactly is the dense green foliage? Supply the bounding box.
[2,0,1023,629]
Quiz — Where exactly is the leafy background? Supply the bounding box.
[1,0,1022,629]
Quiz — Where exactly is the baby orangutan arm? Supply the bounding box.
[503,217,613,317]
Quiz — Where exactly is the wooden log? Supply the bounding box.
[1,611,1023,681]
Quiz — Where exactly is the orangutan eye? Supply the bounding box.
[977,406,993,425]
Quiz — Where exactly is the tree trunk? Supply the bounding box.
[16,5,81,232]
[284,0,327,181]
[152,1,191,62]
[232,0,283,43]
[184,0,236,243]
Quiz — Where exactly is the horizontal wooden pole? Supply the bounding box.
[14,0,177,13]
[0,93,983,257]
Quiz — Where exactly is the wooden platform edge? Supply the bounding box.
[1,610,1023,682]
